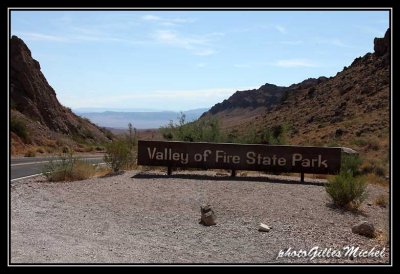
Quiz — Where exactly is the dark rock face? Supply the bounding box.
[203,77,328,117]
[10,35,109,142]
[205,84,287,115]
[374,28,390,65]
[10,36,66,131]
[374,28,390,57]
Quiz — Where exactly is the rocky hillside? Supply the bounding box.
[201,29,390,175]
[203,77,328,117]
[10,36,112,155]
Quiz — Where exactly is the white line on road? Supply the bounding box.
[10,162,106,182]
[10,173,42,182]
[11,157,103,167]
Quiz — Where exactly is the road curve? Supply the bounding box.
[10,154,105,181]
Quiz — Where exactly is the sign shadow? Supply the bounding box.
[131,172,326,187]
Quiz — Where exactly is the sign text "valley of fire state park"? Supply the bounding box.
[137,141,341,174]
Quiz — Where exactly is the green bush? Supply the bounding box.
[228,124,289,145]
[325,171,367,208]
[126,122,138,149]
[160,113,223,143]
[104,140,134,172]
[62,146,70,153]
[24,149,36,157]
[341,154,362,176]
[42,152,96,182]
[10,118,29,143]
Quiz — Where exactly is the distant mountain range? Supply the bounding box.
[77,108,209,129]
[73,107,166,113]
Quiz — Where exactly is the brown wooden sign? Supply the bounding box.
[137,140,341,174]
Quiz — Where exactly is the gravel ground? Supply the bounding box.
[10,170,390,264]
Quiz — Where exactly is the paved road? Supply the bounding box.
[10,154,105,181]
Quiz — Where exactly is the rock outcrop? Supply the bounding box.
[352,221,376,238]
[199,204,216,226]
[10,36,111,152]
[201,77,328,118]
[374,28,390,65]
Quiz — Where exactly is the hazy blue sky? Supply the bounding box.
[11,10,389,111]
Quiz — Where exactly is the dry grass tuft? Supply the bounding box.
[365,173,389,186]
[374,194,388,208]
[24,149,36,157]
[375,228,389,245]
[43,156,97,182]
[94,165,112,177]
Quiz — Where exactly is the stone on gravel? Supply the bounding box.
[200,204,216,226]
[258,223,271,232]
[352,221,375,238]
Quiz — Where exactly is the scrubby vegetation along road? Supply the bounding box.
[10,154,104,181]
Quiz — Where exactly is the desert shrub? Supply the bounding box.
[68,160,96,180]
[160,113,223,143]
[95,146,104,151]
[42,152,96,182]
[126,123,138,149]
[83,146,94,152]
[224,123,289,145]
[260,125,288,145]
[365,173,388,186]
[374,166,386,177]
[360,160,387,177]
[104,140,134,172]
[325,153,367,208]
[351,137,380,151]
[366,139,380,151]
[10,118,29,143]
[325,171,367,208]
[24,149,36,157]
[82,129,95,139]
[341,154,362,176]
[374,195,387,208]
[351,138,368,147]
[62,146,70,153]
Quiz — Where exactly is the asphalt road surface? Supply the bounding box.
[10,154,105,181]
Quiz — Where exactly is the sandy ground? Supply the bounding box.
[10,170,390,264]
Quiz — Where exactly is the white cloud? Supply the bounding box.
[153,30,205,47]
[141,15,161,21]
[273,59,319,68]
[13,31,129,44]
[152,30,216,56]
[194,49,216,56]
[316,38,353,48]
[14,32,68,42]
[140,14,195,26]
[275,25,287,34]
[234,64,251,68]
[280,40,303,45]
